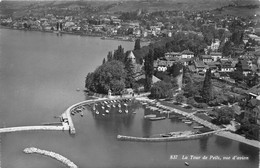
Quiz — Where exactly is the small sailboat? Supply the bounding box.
[112,104,115,108]
[185,162,189,166]
[102,113,105,116]
[125,110,128,113]
[101,106,105,109]
[107,104,110,108]
[80,111,84,117]
[118,104,121,108]
[96,110,99,115]
[105,110,109,113]
[119,109,122,113]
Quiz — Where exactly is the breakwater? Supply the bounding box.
[0,126,66,134]
[23,147,78,168]
[117,130,223,142]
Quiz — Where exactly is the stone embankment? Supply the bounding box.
[23,147,78,168]
[117,130,224,142]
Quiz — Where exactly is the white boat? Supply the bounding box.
[105,110,109,113]
[185,162,189,166]
[112,104,115,108]
[96,111,99,115]
[93,105,96,111]
[118,104,121,108]
[101,106,105,109]
[184,121,192,124]
[125,110,128,113]
[193,126,204,129]
[107,105,110,108]
[119,110,122,113]
[102,114,105,116]
[144,114,156,119]
[124,103,128,106]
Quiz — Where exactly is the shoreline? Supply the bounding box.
[0,26,150,42]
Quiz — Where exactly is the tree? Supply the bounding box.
[183,81,199,98]
[144,49,154,91]
[222,40,233,57]
[201,69,213,103]
[85,72,94,90]
[134,38,141,50]
[167,62,183,78]
[102,58,106,64]
[150,81,173,99]
[124,57,135,88]
[176,93,185,104]
[113,45,125,62]
[213,106,234,125]
[90,60,126,94]
[107,51,113,62]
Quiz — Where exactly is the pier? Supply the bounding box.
[24,147,78,168]
[117,129,225,142]
[0,126,67,134]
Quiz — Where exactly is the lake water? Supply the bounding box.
[0,29,259,168]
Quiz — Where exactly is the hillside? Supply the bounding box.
[0,0,259,17]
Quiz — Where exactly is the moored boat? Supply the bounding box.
[193,126,204,129]
[149,116,166,121]
[185,162,189,166]
[80,111,84,117]
[143,114,156,119]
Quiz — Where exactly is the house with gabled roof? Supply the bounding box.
[193,60,207,74]
[202,55,213,63]
[181,50,194,59]
[210,52,222,62]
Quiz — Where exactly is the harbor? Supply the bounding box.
[1,28,259,168]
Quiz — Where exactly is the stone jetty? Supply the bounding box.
[23,147,78,168]
[0,126,67,134]
[117,130,224,142]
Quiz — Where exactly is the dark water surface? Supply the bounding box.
[0,29,259,168]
